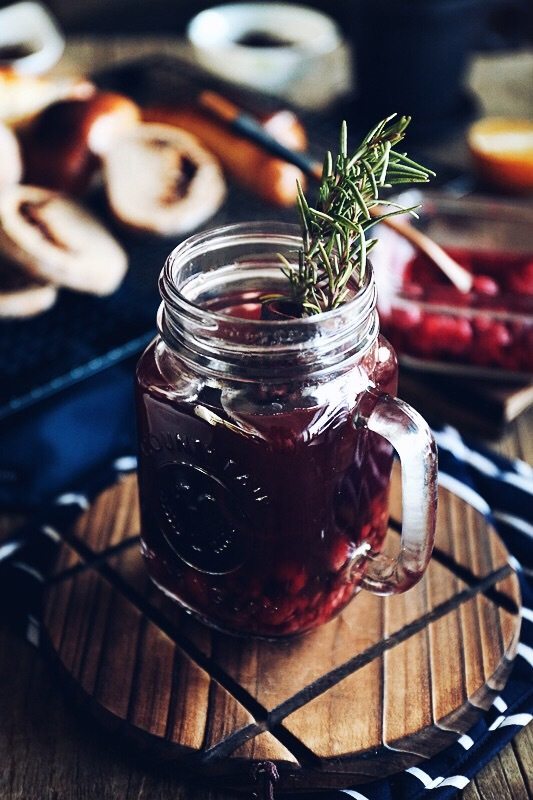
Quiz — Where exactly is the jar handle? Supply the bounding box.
[356,390,438,595]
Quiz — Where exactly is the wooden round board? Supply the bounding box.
[41,468,521,791]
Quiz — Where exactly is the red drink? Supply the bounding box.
[137,292,397,637]
[136,223,437,638]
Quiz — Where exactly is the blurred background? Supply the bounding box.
[0,0,531,503]
[0,0,530,43]
[2,0,531,132]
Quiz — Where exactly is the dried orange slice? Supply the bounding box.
[468,117,533,193]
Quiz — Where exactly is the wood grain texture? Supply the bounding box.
[512,722,533,797]
[73,475,140,553]
[39,469,522,790]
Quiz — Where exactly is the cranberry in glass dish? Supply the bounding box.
[374,193,533,379]
[135,222,438,639]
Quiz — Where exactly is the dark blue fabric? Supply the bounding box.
[0,358,138,509]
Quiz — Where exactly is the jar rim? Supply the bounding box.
[158,220,379,381]
[160,220,374,329]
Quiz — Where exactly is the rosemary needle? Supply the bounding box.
[283,114,435,315]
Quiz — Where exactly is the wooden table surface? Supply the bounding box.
[1,36,532,800]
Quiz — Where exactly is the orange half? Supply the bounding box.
[468,117,533,193]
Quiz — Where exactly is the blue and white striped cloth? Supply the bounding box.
[304,424,533,800]
[1,425,531,799]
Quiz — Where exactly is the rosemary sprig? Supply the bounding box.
[282,114,434,315]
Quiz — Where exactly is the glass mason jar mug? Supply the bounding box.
[136,222,438,638]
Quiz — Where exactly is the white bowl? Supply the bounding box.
[187,2,342,93]
[0,2,65,75]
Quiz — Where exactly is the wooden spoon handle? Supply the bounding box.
[376,214,474,293]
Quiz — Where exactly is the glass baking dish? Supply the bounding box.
[373,191,533,381]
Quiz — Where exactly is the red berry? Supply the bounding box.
[407,253,453,287]
[283,617,306,634]
[472,274,499,296]
[473,318,512,366]
[508,261,533,296]
[418,314,473,356]
[328,586,347,610]
[258,597,295,626]
[309,591,324,609]
[390,306,422,330]
[402,282,424,299]
[290,569,307,595]
[276,562,307,595]
[329,536,352,572]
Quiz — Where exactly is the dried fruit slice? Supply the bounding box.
[0,70,94,127]
[103,122,226,235]
[0,185,128,295]
[0,121,22,187]
[22,92,141,194]
[468,117,533,193]
[0,257,57,318]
